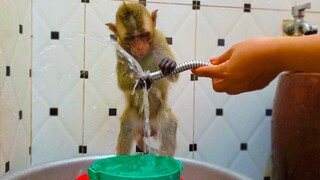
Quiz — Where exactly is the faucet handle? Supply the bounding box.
[292,2,311,18]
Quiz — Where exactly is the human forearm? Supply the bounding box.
[277,34,320,73]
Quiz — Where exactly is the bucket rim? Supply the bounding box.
[88,154,183,179]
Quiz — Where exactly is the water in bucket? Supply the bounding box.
[88,154,183,180]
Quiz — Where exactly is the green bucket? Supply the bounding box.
[88,154,183,180]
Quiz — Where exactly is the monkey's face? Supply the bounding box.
[122,31,152,60]
[107,3,157,60]
[118,16,154,60]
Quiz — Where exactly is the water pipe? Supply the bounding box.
[149,60,211,81]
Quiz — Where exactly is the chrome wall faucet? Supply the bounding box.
[284,3,318,36]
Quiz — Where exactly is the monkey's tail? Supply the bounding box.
[149,60,211,81]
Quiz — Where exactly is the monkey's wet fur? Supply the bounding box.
[106,3,179,157]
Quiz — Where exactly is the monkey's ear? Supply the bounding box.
[151,10,158,27]
[106,23,118,36]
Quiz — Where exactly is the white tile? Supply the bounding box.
[0,81,20,160]
[250,9,292,37]
[304,12,320,28]
[197,6,243,41]
[82,0,121,56]
[230,152,262,180]
[196,8,220,60]
[145,3,192,36]
[0,1,19,65]
[33,48,82,105]
[85,1,122,105]
[255,77,278,108]
[296,0,320,12]
[31,88,50,136]
[196,78,231,107]
[32,83,83,165]
[0,55,4,94]
[0,49,3,174]
[201,0,244,7]
[32,0,85,108]
[196,117,240,167]
[84,117,119,155]
[9,122,30,172]
[87,0,122,24]
[58,83,84,143]
[252,0,294,10]
[224,93,265,141]
[12,0,31,22]
[32,116,81,165]
[32,9,51,54]
[0,94,30,172]
[146,3,197,61]
[10,79,32,172]
[194,85,217,141]
[33,7,84,154]
[169,77,194,157]
[170,79,194,143]
[0,152,4,174]
[33,2,84,65]
[10,40,30,107]
[146,0,191,4]
[33,0,84,29]
[175,129,193,158]
[0,0,32,174]
[84,0,130,156]
[226,13,265,45]
[83,84,121,155]
[248,117,271,174]
[146,3,196,157]
[18,0,32,55]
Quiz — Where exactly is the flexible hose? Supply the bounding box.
[149,60,211,81]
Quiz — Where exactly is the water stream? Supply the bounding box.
[109,38,152,154]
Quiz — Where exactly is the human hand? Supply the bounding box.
[159,57,177,76]
[192,37,283,94]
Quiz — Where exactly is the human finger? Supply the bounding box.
[191,64,226,78]
[210,48,233,65]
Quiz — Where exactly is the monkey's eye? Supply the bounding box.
[139,32,149,39]
[125,43,131,48]
[125,36,135,41]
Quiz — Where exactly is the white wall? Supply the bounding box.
[1,0,320,179]
[0,0,32,174]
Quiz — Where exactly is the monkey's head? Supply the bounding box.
[106,3,158,60]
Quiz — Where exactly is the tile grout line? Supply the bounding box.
[29,0,34,166]
[110,0,320,13]
[191,9,199,159]
[81,1,87,154]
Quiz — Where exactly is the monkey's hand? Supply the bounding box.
[159,58,177,76]
[138,77,152,90]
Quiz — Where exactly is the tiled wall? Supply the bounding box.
[1,0,320,179]
[0,0,32,175]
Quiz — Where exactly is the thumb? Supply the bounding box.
[191,64,225,78]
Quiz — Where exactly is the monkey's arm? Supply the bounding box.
[152,30,179,82]
[116,56,139,91]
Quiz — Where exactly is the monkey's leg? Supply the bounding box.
[158,109,177,157]
[116,113,134,155]
[136,134,145,153]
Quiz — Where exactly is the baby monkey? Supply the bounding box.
[106,3,179,157]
